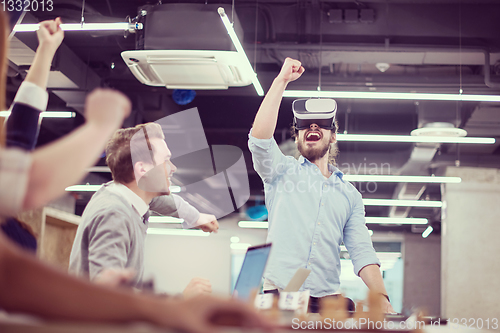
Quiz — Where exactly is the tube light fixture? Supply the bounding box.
[343,175,461,183]
[365,217,428,225]
[422,226,434,238]
[376,252,402,259]
[230,236,241,243]
[0,111,75,118]
[65,185,102,192]
[282,90,500,103]
[218,7,264,96]
[146,229,209,237]
[65,184,181,193]
[13,22,142,33]
[336,133,495,144]
[87,166,111,173]
[362,199,443,208]
[238,221,269,229]
[169,186,181,193]
[239,217,428,228]
[149,216,184,224]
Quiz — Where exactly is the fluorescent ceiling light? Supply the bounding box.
[376,252,402,259]
[169,186,181,193]
[336,133,495,144]
[422,226,434,238]
[362,198,442,208]
[65,184,181,192]
[0,111,75,118]
[365,217,428,225]
[230,236,240,243]
[65,185,102,192]
[283,90,500,103]
[218,7,264,96]
[239,218,427,228]
[230,243,252,250]
[13,22,142,32]
[149,216,184,224]
[87,166,111,172]
[238,221,269,229]
[343,175,461,183]
[147,228,209,237]
[411,126,467,138]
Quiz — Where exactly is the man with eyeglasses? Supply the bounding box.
[248,57,395,313]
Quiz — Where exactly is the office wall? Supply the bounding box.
[144,231,231,295]
[441,167,500,327]
[403,232,441,316]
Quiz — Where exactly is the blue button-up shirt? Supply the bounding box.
[248,131,380,297]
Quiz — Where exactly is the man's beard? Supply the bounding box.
[297,138,330,162]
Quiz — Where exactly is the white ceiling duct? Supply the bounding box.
[121,4,255,91]
[121,50,254,90]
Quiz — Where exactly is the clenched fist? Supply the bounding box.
[84,88,131,131]
[196,213,219,233]
[276,57,305,84]
[37,17,64,53]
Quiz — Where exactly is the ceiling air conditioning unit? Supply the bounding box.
[121,50,253,90]
[122,3,252,90]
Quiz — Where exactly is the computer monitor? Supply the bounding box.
[232,243,271,300]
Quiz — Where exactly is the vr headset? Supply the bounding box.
[292,98,337,131]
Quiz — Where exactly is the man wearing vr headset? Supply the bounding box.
[249,58,394,313]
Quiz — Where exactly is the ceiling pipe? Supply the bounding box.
[258,44,500,90]
[484,51,500,89]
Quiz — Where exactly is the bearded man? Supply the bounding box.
[248,58,395,313]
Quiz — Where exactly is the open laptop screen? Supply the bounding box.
[233,243,271,300]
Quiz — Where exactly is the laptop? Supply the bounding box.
[232,243,272,300]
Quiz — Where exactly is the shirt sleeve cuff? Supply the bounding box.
[171,195,200,228]
[353,257,381,276]
[248,128,276,151]
[13,81,49,112]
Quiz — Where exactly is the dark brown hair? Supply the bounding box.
[105,123,165,184]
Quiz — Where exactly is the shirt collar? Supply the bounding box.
[298,155,344,181]
[106,182,149,217]
[329,164,345,181]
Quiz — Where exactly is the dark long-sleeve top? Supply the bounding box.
[5,81,49,150]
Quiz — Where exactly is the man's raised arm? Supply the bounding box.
[251,58,304,139]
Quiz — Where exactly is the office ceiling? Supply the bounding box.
[7,0,500,233]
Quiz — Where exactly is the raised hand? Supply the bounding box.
[37,17,64,53]
[276,57,305,84]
